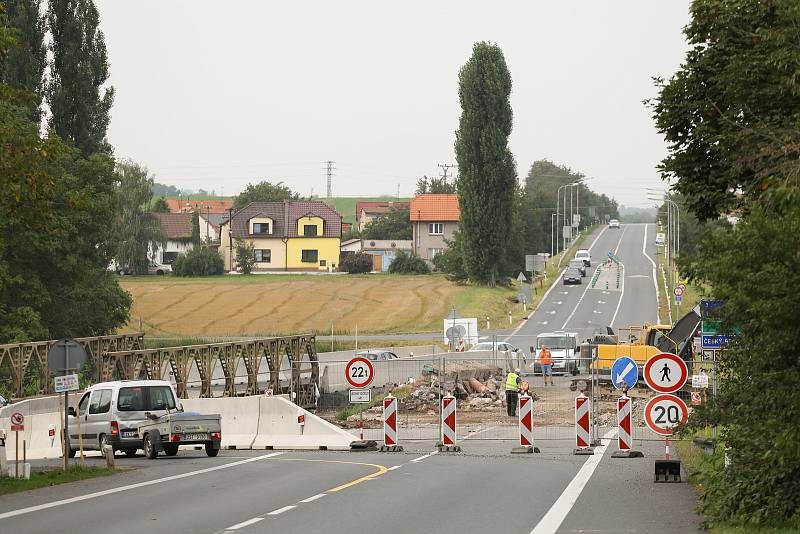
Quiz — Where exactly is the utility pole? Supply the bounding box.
[438,163,456,181]
[326,160,335,198]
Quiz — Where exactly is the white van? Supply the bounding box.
[531,331,580,375]
[67,380,180,457]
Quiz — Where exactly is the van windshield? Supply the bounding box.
[537,337,574,350]
[118,386,177,412]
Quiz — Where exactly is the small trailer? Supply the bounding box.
[138,412,221,459]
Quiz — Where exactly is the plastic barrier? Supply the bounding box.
[180,396,261,450]
[437,395,460,452]
[573,394,593,455]
[250,396,354,450]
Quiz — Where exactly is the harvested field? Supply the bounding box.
[120,274,517,337]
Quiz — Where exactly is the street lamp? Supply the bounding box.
[556,182,580,258]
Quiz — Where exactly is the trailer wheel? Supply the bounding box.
[163,444,179,456]
[143,433,158,459]
[205,443,219,457]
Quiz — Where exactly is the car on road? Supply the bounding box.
[569,259,587,277]
[531,331,580,375]
[575,249,591,266]
[655,232,666,246]
[562,267,582,285]
[356,350,398,361]
[469,341,527,372]
[608,219,620,228]
[468,341,524,356]
[67,379,181,457]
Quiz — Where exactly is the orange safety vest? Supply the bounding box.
[540,349,552,365]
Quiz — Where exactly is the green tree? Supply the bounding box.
[0,0,46,123]
[651,1,800,220]
[233,180,299,209]
[234,240,254,274]
[151,197,170,213]
[416,175,457,194]
[190,210,201,245]
[361,205,412,240]
[46,0,113,156]
[339,252,372,274]
[172,247,223,277]
[387,250,429,274]
[454,42,517,286]
[112,160,165,275]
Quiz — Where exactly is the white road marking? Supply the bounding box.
[0,452,286,521]
[298,493,327,502]
[597,300,606,304]
[556,301,563,305]
[538,321,548,325]
[267,505,296,516]
[410,451,438,463]
[530,429,616,534]
[548,310,556,315]
[227,517,265,530]
[464,426,498,440]
[613,226,627,255]
[387,465,402,471]
[641,223,661,323]
[560,227,612,330]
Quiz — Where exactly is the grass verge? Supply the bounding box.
[334,384,413,421]
[0,466,118,496]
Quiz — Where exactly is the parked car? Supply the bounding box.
[608,219,620,228]
[569,259,587,277]
[469,341,524,356]
[148,262,172,275]
[67,380,181,457]
[356,350,398,361]
[655,232,666,246]
[562,268,582,285]
[575,249,591,267]
[469,341,527,372]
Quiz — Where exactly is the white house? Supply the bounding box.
[152,213,195,265]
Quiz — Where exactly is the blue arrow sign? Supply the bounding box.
[701,334,730,349]
[611,356,638,390]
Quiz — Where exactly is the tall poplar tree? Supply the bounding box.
[454,42,516,286]
[0,0,46,123]
[46,0,113,156]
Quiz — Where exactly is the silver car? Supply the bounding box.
[67,379,180,457]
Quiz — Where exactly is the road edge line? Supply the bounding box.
[641,223,661,323]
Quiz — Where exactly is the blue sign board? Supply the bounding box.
[611,356,639,390]
[700,300,723,315]
[702,334,730,349]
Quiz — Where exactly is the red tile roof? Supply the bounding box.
[166,199,234,214]
[155,212,193,240]
[226,201,342,239]
[409,194,460,222]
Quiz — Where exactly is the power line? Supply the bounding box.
[438,163,456,180]
[326,160,335,198]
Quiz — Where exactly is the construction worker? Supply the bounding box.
[539,344,554,386]
[505,368,521,417]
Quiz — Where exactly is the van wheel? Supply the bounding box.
[163,444,179,456]
[143,433,158,459]
[99,434,113,454]
[205,443,219,457]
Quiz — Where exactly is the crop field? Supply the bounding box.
[120,274,517,337]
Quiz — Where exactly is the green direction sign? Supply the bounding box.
[702,321,720,334]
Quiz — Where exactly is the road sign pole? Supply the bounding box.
[63,343,69,471]
[15,429,18,479]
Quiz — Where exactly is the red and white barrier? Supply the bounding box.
[574,395,592,454]
[519,395,533,447]
[441,395,457,446]
[383,395,398,446]
[617,396,631,451]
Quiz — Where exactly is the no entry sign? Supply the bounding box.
[644,353,688,393]
[644,394,688,436]
[345,357,374,388]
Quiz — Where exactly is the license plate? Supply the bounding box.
[185,433,208,441]
[121,430,138,438]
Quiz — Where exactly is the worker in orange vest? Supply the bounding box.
[539,345,554,386]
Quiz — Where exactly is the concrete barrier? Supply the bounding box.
[180,396,260,450]
[251,396,354,450]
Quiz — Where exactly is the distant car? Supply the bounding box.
[574,249,591,267]
[562,268,582,285]
[608,219,620,228]
[569,259,587,277]
[148,262,172,275]
[655,232,666,246]
[357,350,398,362]
[469,341,523,355]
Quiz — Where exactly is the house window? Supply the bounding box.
[303,224,318,237]
[320,259,327,267]
[301,249,318,263]
[428,248,443,260]
[162,251,179,264]
[428,223,443,235]
[254,249,271,263]
[252,222,270,235]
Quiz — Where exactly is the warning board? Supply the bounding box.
[644,353,688,394]
[11,412,24,432]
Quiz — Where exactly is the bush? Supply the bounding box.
[234,240,255,274]
[388,250,429,274]
[172,246,224,276]
[339,252,373,274]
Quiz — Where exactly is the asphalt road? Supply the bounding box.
[0,225,703,533]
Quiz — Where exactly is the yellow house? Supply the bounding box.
[219,201,342,272]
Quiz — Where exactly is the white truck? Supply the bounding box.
[531,331,580,376]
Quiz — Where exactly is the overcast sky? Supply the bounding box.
[96,1,691,206]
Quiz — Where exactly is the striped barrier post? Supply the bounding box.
[574,394,594,455]
[437,395,461,452]
[379,395,403,452]
[611,395,642,458]
[511,394,540,454]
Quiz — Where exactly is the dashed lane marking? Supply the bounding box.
[227,517,265,530]
[298,493,327,503]
[267,506,296,516]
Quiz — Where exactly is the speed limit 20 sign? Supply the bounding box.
[644,394,688,436]
[345,357,374,388]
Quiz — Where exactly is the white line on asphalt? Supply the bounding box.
[464,426,498,440]
[267,505,296,516]
[560,227,611,330]
[613,225,627,255]
[298,493,327,503]
[530,429,616,534]
[227,517,265,530]
[0,452,286,521]
[410,451,438,463]
[388,465,402,471]
[641,223,660,323]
